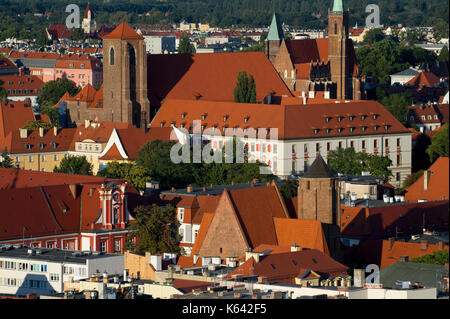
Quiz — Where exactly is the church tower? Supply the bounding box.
[102,23,150,129]
[265,13,284,63]
[298,155,342,258]
[81,3,97,34]
[328,0,351,99]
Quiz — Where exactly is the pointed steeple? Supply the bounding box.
[332,0,343,12]
[303,155,335,178]
[266,13,284,41]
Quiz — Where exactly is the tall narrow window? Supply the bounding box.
[334,22,338,34]
[110,47,115,65]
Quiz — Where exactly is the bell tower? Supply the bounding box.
[328,0,350,99]
[102,22,150,129]
[265,13,284,63]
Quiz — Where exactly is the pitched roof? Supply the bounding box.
[404,71,440,88]
[0,74,44,97]
[273,218,330,255]
[0,167,114,190]
[84,3,95,19]
[226,185,289,248]
[147,52,292,105]
[303,155,335,178]
[190,213,214,255]
[266,13,284,41]
[341,200,450,239]
[355,239,449,270]
[0,100,50,140]
[102,22,144,40]
[150,99,411,140]
[405,157,449,202]
[225,249,348,283]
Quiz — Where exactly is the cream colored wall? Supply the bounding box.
[13,152,65,172]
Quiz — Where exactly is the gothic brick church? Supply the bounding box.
[265,0,364,100]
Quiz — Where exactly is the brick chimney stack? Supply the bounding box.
[388,237,395,250]
[423,171,431,191]
[420,240,428,251]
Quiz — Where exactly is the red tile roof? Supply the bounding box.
[150,99,410,140]
[405,71,440,88]
[190,213,214,255]
[225,249,348,283]
[405,157,449,202]
[273,218,330,255]
[408,104,441,124]
[147,52,292,105]
[0,74,44,97]
[341,200,449,238]
[355,239,449,270]
[226,185,289,248]
[0,99,51,140]
[102,22,144,40]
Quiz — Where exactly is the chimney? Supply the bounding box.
[149,254,162,271]
[53,126,58,136]
[123,269,129,282]
[245,248,260,263]
[85,119,90,129]
[388,237,395,250]
[291,243,302,252]
[420,240,428,251]
[423,171,431,191]
[399,255,409,262]
[231,181,235,186]
[438,241,444,251]
[258,276,267,284]
[187,185,193,193]
[193,254,199,265]
[39,127,44,138]
[19,128,28,139]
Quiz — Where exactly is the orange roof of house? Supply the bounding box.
[190,213,214,255]
[147,52,293,105]
[273,218,330,255]
[102,22,144,40]
[0,74,44,96]
[88,86,103,108]
[99,143,124,160]
[150,99,410,140]
[405,71,440,88]
[226,185,289,248]
[405,157,449,202]
[225,249,348,283]
[0,99,50,140]
[356,239,449,270]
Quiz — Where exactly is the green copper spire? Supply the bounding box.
[332,0,343,12]
[266,13,284,41]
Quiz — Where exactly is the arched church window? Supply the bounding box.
[334,22,338,34]
[110,47,115,65]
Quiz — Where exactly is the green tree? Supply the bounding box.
[97,161,151,192]
[38,78,80,109]
[438,46,449,62]
[178,32,193,54]
[362,28,385,45]
[410,250,449,265]
[426,124,449,162]
[0,79,7,101]
[0,147,14,168]
[53,155,93,175]
[328,148,393,180]
[234,71,256,103]
[125,204,182,255]
[280,179,298,200]
[69,28,85,42]
[22,120,54,131]
[432,19,449,42]
[380,91,414,125]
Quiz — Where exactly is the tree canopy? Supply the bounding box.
[178,32,193,54]
[125,204,182,255]
[53,155,93,175]
[426,124,449,163]
[327,147,393,180]
[234,71,256,103]
[0,79,7,101]
[377,90,415,125]
[97,161,151,192]
[410,249,449,265]
[22,120,54,131]
[0,147,14,168]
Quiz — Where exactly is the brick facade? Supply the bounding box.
[197,191,249,258]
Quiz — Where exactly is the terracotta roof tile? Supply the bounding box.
[405,71,440,88]
[405,157,449,202]
[190,213,214,255]
[102,22,144,40]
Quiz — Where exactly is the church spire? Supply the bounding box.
[266,13,284,41]
[332,0,343,12]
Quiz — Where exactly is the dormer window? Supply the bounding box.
[244,117,249,123]
[349,116,354,121]
[25,143,31,150]
[181,113,186,119]
[373,125,379,131]
[38,142,44,149]
[223,115,228,122]
[362,126,367,132]
[325,117,331,123]
[361,115,366,120]
[384,125,389,131]
[337,116,343,122]
[160,122,164,128]
[201,114,207,121]
[349,127,355,132]
[372,114,378,120]
[337,127,343,133]
[50,142,57,149]
[314,129,319,134]
[326,128,331,134]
